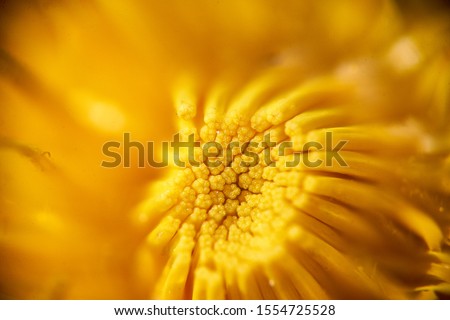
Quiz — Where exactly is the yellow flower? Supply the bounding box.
[1,0,449,299]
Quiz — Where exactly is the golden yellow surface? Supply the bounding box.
[0,0,449,299]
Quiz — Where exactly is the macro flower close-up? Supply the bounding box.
[0,0,449,300]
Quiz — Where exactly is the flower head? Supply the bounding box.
[0,0,449,299]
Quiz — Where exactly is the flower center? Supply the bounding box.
[138,74,351,299]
